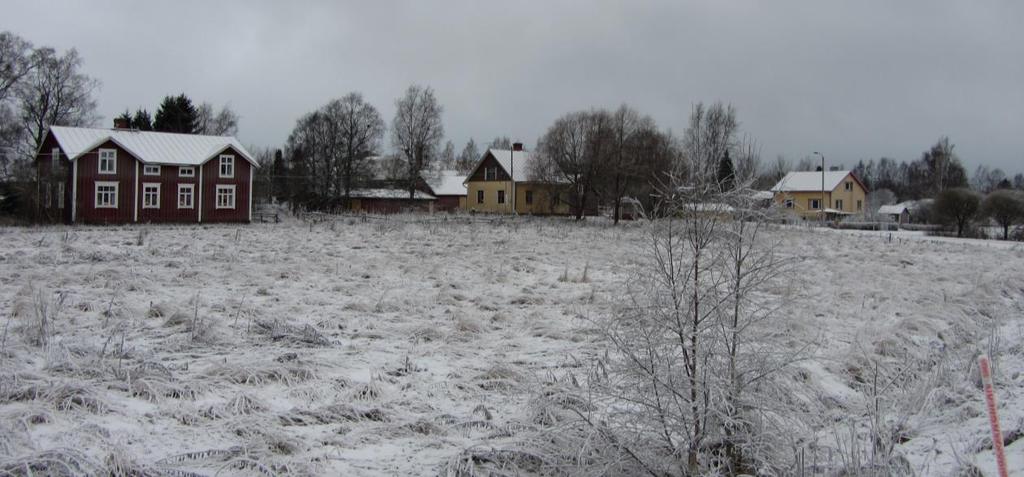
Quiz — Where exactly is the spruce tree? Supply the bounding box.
[717,150,736,191]
[132,109,153,130]
[153,94,198,133]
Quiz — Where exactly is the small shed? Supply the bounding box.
[425,170,467,212]
[349,188,436,214]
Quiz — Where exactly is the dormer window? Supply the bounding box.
[219,155,234,178]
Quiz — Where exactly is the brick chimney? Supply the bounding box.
[113,117,130,129]
[512,142,523,151]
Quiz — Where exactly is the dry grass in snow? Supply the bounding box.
[0,217,1022,475]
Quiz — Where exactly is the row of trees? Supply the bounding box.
[272,84,545,210]
[531,102,759,222]
[115,94,239,136]
[849,139,1024,202]
[933,187,1024,239]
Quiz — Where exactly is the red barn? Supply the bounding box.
[35,124,258,224]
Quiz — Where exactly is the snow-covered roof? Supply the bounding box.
[878,204,908,215]
[425,170,467,196]
[350,188,435,200]
[771,171,855,192]
[482,148,533,182]
[752,190,775,200]
[48,126,257,167]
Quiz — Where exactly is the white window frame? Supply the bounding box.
[215,184,236,209]
[57,182,65,209]
[809,198,820,210]
[476,190,484,204]
[835,199,844,210]
[142,183,160,209]
[219,155,235,178]
[95,181,118,208]
[178,184,194,209]
[784,199,794,209]
[143,164,161,176]
[98,149,117,175]
[179,166,195,177]
[845,181,853,191]
[497,189,506,204]
[51,148,60,173]
[484,167,496,181]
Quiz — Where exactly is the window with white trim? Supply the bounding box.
[95,182,118,208]
[476,190,484,204]
[835,199,844,210]
[497,190,506,204]
[99,149,116,174]
[57,183,64,209]
[143,183,160,209]
[178,184,194,209]
[215,185,235,209]
[484,167,496,181]
[844,181,853,191]
[143,164,161,176]
[809,198,821,210]
[179,166,195,177]
[219,155,234,178]
[51,148,60,173]
[784,199,794,209]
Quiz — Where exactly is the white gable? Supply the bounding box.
[48,126,257,167]
[487,148,533,182]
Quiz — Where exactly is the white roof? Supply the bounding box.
[350,188,435,200]
[48,126,257,167]
[771,171,854,192]
[487,148,533,182]
[425,170,467,196]
[752,190,775,200]
[878,204,908,215]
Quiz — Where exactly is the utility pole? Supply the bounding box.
[814,151,825,224]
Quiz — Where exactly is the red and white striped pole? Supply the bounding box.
[979,355,1008,477]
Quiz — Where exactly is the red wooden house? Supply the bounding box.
[35,124,258,224]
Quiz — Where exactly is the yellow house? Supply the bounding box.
[771,170,868,220]
[464,145,571,215]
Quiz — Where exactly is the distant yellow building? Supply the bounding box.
[771,170,868,220]
[464,145,571,215]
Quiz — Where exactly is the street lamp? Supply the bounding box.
[813,151,825,222]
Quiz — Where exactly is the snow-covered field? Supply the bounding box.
[1,217,1022,476]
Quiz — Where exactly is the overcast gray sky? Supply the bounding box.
[4,1,1022,173]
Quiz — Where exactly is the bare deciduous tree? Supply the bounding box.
[456,138,479,174]
[535,110,607,220]
[0,32,37,104]
[682,102,738,183]
[15,47,100,158]
[284,93,385,208]
[590,173,797,475]
[195,102,240,136]
[391,85,444,200]
[439,140,456,171]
